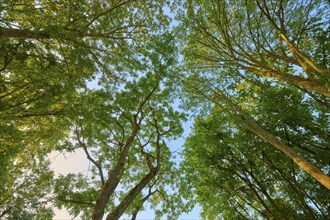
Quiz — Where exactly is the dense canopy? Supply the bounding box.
[1,0,329,219]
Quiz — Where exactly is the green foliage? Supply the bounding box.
[0,154,55,219]
[179,62,330,219]
[175,1,330,217]
[0,1,177,219]
[176,0,330,96]
[50,32,188,218]
[181,99,329,219]
[54,173,97,219]
[1,0,329,219]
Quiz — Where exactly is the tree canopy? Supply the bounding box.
[1,0,329,219]
[179,0,330,96]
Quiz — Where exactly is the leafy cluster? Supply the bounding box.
[177,0,330,219]
[1,0,329,219]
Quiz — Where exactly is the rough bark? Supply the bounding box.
[106,133,162,220]
[106,169,159,220]
[91,126,139,220]
[91,83,160,220]
[91,162,123,220]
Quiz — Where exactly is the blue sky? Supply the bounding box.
[48,80,202,219]
[49,116,202,219]
[48,2,203,218]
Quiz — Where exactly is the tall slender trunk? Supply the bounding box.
[228,147,284,218]
[227,98,330,189]
[245,167,285,219]
[256,0,328,75]
[207,88,330,189]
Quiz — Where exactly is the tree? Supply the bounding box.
[2,0,328,218]
[175,0,330,188]
[180,70,330,218]
[0,1,172,218]
[181,111,329,219]
[53,33,187,220]
[175,0,330,216]
[177,0,330,97]
[182,67,330,187]
[0,0,170,129]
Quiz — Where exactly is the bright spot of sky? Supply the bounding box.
[48,119,202,219]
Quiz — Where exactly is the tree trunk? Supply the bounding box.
[91,126,139,220]
[0,27,113,40]
[188,80,330,189]
[226,98,330,189]
[244,66,330,97]
[131,186,156,220]
[106,169,159,220]
[91,162,123,220]
[256,0,328,75]
[0,27,82,39]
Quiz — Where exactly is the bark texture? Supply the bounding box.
[227,97,330,189]
[91,126,140,220]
